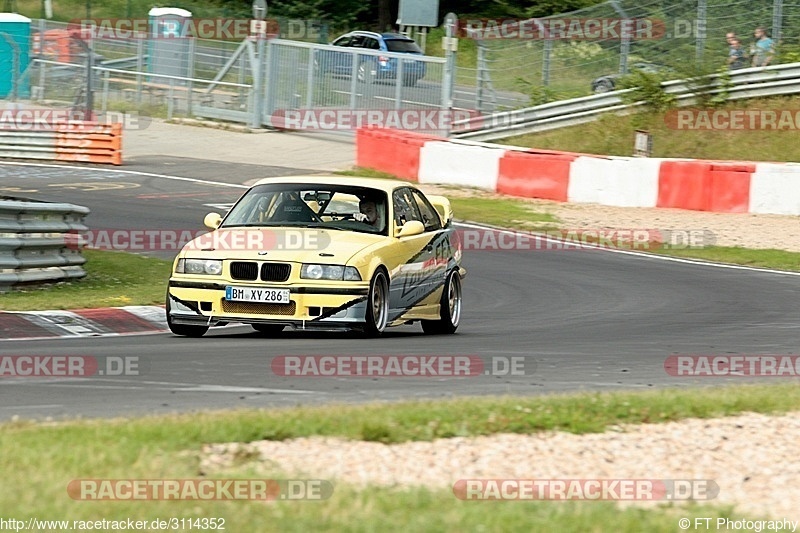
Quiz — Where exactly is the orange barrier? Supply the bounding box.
[32,30,78,63]
[356,128,442,181]
[497,149,577,201]
[657,161,753,212]
[54,123,123,165]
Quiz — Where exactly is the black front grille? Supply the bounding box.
[261,263,291,282]
[230,261,258,280]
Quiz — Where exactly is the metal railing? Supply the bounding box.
[29,38,450,133]
[452,62,800,141]
[0,198,89,290]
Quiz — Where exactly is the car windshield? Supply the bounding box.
[221,183,389,235]
[385,39,422,53]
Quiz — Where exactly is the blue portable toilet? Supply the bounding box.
[147,7,192,83]
[0,13,31,99]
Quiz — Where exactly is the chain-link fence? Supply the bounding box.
[474,0,797,109]
[25,20,450,134]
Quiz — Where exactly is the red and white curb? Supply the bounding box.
[356,128,800,216]
[0,306,167,340]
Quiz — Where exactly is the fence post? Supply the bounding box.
[773,0,784,45]
[187,37,195,116]
[167,78,174,120]
[476,40,486,112]
[37,18,45,100]
[101,69,109,114]
[542,38,552,86]
[250,35,266,129]
[136,38,144,105]
[306,47,315,109]
[441,13,457,137]
[696,0,707,65]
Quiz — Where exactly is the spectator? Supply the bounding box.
[728,38,747,70]
[751,26,775,67]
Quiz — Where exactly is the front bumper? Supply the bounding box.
[167,279,369,330]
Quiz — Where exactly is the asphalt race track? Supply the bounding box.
[1,162,798,421]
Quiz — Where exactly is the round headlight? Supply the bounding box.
[326,265,344,279]
[306,264,323,279]
[204,260,222,275]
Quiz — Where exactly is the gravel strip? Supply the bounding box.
[201,411,800,520]
[417,185,800,253]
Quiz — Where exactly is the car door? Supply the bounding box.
[410,188,450,304]
[329,34,354,76]
[387,187,441,320]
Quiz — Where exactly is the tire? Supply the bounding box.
[593,79,614,93]
[402,76,419,87]
[364,269,389,337]
[252,324,285,335]
[421,269,462,335]
[166,293,209,338]
[357,61,375,84]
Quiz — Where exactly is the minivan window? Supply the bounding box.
[385,39,423,53]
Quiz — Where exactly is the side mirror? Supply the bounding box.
[426,195,453,227]
[395,220,425,238]
[203,212,222,230]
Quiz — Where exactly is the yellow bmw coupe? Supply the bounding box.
[166,176,465,337]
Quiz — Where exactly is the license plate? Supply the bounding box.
[225,286,291,304]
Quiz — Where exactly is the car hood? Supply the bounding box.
[181,227,384,264]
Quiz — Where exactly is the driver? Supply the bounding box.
[354,198,380,227]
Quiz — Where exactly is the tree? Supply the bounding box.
[378,0,393,31]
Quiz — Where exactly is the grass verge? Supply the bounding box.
[3,384,793,527]
[0,249,172,311]
[499,95,800,162]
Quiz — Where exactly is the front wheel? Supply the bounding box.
[364,269,389,336]
[166,293,208,337]
[422,270,462,335]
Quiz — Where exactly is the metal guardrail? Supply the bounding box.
[452,63,800,141]
[0,198,90,290]
[0,120,123,165]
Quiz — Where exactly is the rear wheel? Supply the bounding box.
[593,79,614,93]
[252,324,285,335]
[364,269,389,336]
[422,269,462,335]
[357,61,376,84]
[166,293,208,338]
